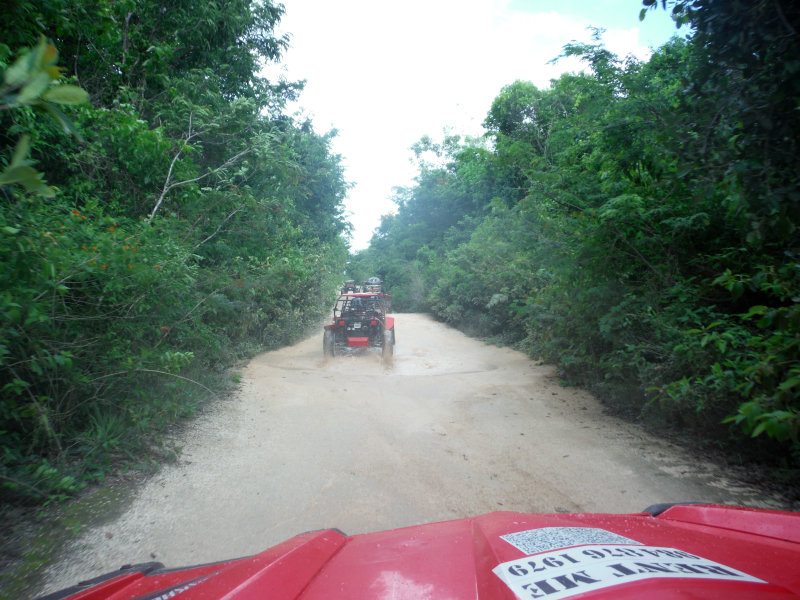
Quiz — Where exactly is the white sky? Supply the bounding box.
[264,1,682,250]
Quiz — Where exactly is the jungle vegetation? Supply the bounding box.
[353,0,800,470]
[1,0,348,504]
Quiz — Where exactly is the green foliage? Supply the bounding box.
[361,3,800,466]
[1,1,348,504]
[1,36,89,197]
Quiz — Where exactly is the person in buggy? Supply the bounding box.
[343,297,364,316]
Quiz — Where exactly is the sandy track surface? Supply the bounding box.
[40,313,784,594]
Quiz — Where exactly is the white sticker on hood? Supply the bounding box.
[501,527,640,555]
[494,544,764,600]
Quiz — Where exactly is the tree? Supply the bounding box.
[362,2,800,467]
[0,1,349,504]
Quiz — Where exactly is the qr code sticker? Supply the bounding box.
[501,527,640,555]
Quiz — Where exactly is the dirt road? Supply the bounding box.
[39,313,784,595]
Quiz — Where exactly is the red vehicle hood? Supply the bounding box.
[43,505,800,599]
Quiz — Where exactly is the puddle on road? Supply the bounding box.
[252,316,505,379]
[318,346,500,378]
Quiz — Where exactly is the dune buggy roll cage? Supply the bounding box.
[333,294,387,320]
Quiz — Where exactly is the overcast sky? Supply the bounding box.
[265,1,682,250]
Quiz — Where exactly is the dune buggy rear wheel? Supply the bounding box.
[323,329,335,357]
[382,330,394,360]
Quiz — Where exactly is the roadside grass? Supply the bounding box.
[0,318,327,598]
[0,366,239,599]
[0,482,138,599]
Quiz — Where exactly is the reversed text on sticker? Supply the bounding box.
[493,544,764,600]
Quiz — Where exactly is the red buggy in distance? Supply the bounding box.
[363,276,383,293]
[323,292,395,359]
[40,504,800,599]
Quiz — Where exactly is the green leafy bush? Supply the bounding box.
[1,2,348,504]
[358,4,800,468]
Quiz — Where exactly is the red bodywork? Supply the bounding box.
[346,336,370,347]
[43,505,800,599]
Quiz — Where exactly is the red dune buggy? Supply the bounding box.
[323,292,395,359]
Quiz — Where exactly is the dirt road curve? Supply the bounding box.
[41,313,784,594]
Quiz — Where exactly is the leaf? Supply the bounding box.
[43,84,89,105]
[18,73,51,103]
[778,377,800,393]
[0,165,54,196]
[39,102,84,141]
[712,269,733,286]
[10,135,31,167]
[2,226,20,235]
[3,51,33,87]
[742,305,768,319]
[1,378,30,395]
[0,164,40,186]
[41,43,58,68]
[28,36,48,71]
